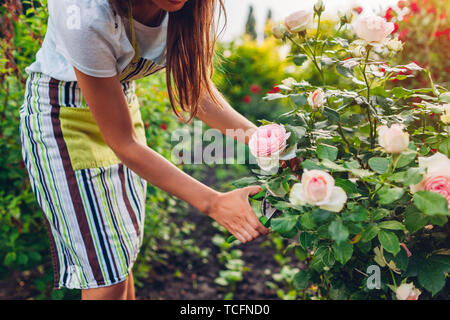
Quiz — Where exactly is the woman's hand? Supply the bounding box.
[206,186,270,243]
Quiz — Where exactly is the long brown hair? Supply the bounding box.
[109,0,226,122]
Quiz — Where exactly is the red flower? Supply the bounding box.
[410,2,420,14]
[160,123,168,130]
[243,95,252,103]
[353,6,363,14]
[144,122,150,128]
[398,28,409,41]
[427,6,436,14]
[431,148,437,154]
[393,22,399,33]
[267,86,281,94]
[250,84,261,94]
[385,7,395,21]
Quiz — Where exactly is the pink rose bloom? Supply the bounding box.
[354,16,395,43]
[377,124,410,154]
[290,170,347,212]
[396,283,421,300]
[410,152,450,208]
[308,89,325,110]
[249,124,291,172]
[285,10,313,33]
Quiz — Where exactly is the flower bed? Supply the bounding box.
[231,1,449,300]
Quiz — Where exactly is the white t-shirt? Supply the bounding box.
[26,0,168,81]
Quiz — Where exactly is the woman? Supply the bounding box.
[20,0,269,300]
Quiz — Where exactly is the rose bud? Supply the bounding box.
[308,88,325,110]
[396,283,421,300]
[377,124,410,154]
[272,23,288,39]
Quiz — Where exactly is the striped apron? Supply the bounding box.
[19,2,165,289]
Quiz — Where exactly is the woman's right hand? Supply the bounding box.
[206,186,270,243]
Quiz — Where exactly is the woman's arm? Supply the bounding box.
[196,82,257,145]
[74,68,268,243]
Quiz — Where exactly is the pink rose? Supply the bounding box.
[285,10,313,33]
[354,16,395,43]
[410,152,450,208]
[308,89,325,109]
[249,124,291,172]
[290,170,347,212]
[377,124,410,154]
[396,283,421,300]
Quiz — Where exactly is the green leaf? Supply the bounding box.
[293,54,308,66]
[295,246,307,261]
[361,224,380,242]
[232,176,259,188]
[378,230,400,255]
[317,144,339,161]
[387,171,405,183]
[403,167,424,187]
[372,208,390,221]
[428,215,448,226]
[291,94,308,107]
[285,124,307,142]
[393,247,409,271]
[332,241,353,265]
[335,178,358,195]
[336,61,356,78]
[292,270,311,291]
[300,211,317,230]
[438,138,450,157]
[271,215,298,234]
[404,208,429,233]
[299,232,314,250]
[328,220,349,243]
[418,259,446,296]
[429,255,450,273]
[323,107,340,122]
[377,186,405,205]
[301,159,324,171]
[343,206,369,222]
[3,252,16,266]
[368,157,390,174]
[378,221,406,231]
[396,150,417,168]
[413,191,449,216]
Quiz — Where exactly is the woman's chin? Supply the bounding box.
[161,0,187,12]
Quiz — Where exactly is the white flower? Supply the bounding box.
[354,16,395,43]
[396,283,421,300]
[377,124,410,154]
[386,38,404,52]
[349,39,368,57]
[290,170,347,212]
[285,10,313,33]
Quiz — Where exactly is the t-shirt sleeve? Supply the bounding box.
[49,0,120,78]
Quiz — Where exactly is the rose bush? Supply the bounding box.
[233,1,450,300]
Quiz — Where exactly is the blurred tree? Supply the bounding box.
[245,5,257,40]
[264,9,273,39]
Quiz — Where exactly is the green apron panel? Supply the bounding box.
[59,97,146,171]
